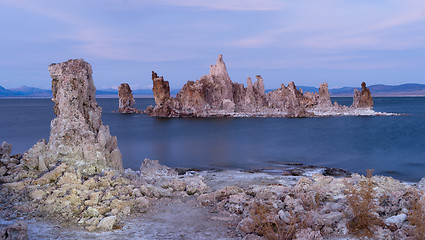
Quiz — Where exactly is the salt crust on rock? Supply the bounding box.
[22,59,123,174]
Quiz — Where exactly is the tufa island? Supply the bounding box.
[119,55,379,117]
[1,58,424,240]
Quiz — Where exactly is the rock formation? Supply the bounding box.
[318,82,332,107]
[146,55,378,117]
[0,141,12,159]
[146,55,315,117]
[244,75,267,109]
[22,59,123,174]
[266,81,309,117]
[118,83,140,113]
[352,82,374,108]
[152,71,171,106]
[146,71,179,117]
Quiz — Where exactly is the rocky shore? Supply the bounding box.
[1,151,425,239]
[0,59,420,239]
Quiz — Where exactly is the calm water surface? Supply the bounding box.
[1,97,424,181]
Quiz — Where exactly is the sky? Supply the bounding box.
[1,0,425,90]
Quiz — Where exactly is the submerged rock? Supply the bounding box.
[22,59,123,174]
[118,83,140,113]
[146,55,379,118]
[352,82,374,108]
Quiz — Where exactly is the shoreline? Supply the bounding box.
[1,95,425,99]
[1,163,423,239]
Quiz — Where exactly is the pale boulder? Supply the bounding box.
[97,216,116,230]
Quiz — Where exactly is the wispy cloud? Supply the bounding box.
[233,0,425,51]
[231,51,404,71]
[1,0,80,25]
[156,0,285,11]
[1,0,425,88]
[0,0,204,61]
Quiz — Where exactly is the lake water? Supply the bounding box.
[1,97,424,182]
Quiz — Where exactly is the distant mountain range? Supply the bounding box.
[278,83,425,97]
[331,83,425,96]
[1,83,425,98]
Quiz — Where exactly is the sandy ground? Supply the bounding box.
[1,197,241,240]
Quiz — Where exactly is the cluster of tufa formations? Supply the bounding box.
[1,58,417,240]
[139,55,376,118]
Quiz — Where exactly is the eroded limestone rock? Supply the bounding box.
[145,71,179,117]
[118,83,139,113]
[147,55,314,117]
[140,158,177,178]
[266,81,309,117]
[318,82,332,107]
[152,71,171,106]
[22,59,123,174]
[97,216,116,230]
[244,76,267,109]
[352,82,374,108]
[146,55,379,118]
[0,141,12,159]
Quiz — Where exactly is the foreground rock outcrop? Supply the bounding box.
[22,59,123,174]
[146,55,382,118]
[1,139,425,238]
[118,83,140,114]
[0,156,208,232]
[196,171,425,240]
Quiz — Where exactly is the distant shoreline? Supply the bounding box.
[1,95,425,99]
[2,83,425,98]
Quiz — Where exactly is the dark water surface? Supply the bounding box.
[1,97,425,181]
